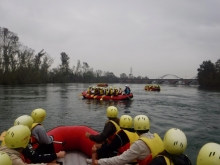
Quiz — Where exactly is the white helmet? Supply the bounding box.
[163,128,187,155]
[196,142,220,165]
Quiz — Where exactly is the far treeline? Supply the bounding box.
[0,27,121,85]
[0,27,219,87]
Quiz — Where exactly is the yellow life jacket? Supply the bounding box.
[105,88,109,95]
[117,130,139,163]
[107,120,121,143]
[160,155,174,165]
[137,133,164,165]
[0,131,6,146]
[100,89,104,95]
[109,88,114,95]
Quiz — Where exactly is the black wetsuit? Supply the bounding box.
[22,144,57,163]
[97,128,135,158]
[149,154,192,165]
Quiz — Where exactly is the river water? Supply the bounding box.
[0,83,219,165]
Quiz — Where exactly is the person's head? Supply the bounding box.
[163,128,187,155]
[14,115,33,129]
[134,115,150,134]
[125,85,127,87]
[106,106,118,119]
[0,151,12,165]
[196,142,220,165]
[119,115,133,129]
[31,108,46,123]
[5,125,30,150]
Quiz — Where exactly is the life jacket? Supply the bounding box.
[109,88,114,95]
[0,131,6,146]
[87,88,91,94]
[158,154,192,165]
[117,130,139,164]
[137,133,164,165]
[117,130,139,154]
[105,88,109,95]
[30,123,42,150]
[100,88,104,95]
[114,89,119,96]
[107,120,121,144]
[118,89,122,95]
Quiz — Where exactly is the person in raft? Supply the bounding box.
[124,85,131,95]
[13,115,65,164]
[30,108,55,155]
[196,142,220,165]
[91,114,164,165]
[0,125,60,165]
[148,128,192,165]
[86,115,138,164]
[0,151,12,165]
[85,106,120,156]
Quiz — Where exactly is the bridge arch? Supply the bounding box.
[158,74,182,79]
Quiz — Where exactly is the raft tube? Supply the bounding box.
[81,91,133,100]
[47,125,98,158]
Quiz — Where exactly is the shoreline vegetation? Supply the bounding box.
[0,27,219,88]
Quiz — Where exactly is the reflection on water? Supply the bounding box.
[0,84,219,165]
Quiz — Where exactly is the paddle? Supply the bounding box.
[53,140,66,146]
[100,95,105,101]
[93,95,98,99]
[125,93,132,100]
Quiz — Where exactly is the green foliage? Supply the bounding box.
[197,59,220,87]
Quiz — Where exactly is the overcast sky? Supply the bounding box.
[1,0,220,78]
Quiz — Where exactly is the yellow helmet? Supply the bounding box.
[119,115,133,128]
[134,115,150,130]
[0,151,12,165]
[163,128,187,155]
[31,108,46,123]
[5,125,30,149]
[196,142,220,165]
[14,115,34,129]
[106,106,118,118]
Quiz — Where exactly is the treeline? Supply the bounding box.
[0,27,118,85]
[197,59,220,88]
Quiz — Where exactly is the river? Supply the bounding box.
[0,83,219,165]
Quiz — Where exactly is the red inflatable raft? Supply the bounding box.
[81,91,133,100]
[48,125,98,160]
[97,83,108,87]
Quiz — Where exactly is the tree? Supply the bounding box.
[197,60,219,87]
[60,52,70,74]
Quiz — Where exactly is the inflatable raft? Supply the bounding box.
[97,83,108,87]
[48,125,98,165]
[145,84,160,91]
[81,91,133,100]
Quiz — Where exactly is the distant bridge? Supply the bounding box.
[118,74,198,85]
